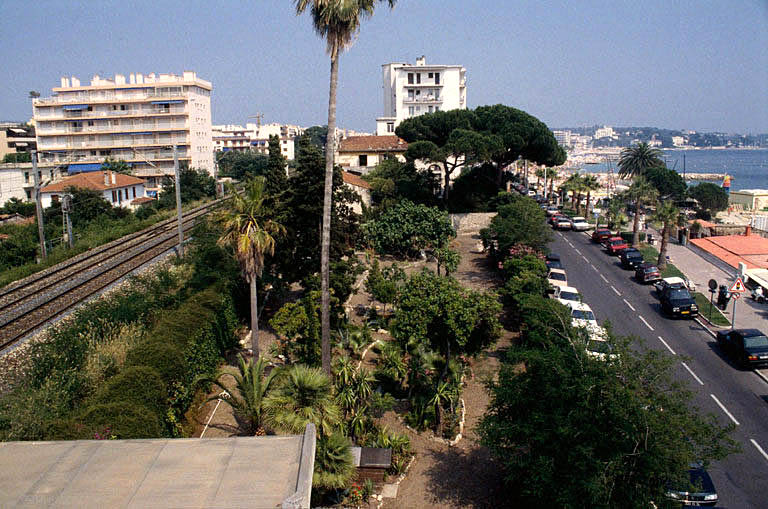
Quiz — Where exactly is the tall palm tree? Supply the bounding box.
[653,201,681,271]
[218,178,284,359]
[197,354,278,435]
[547,167,559,201]
[581,174,601,217]
[264,364,341,436]
[617,142,664,179]
[295,0,397,377]
[624,177,658,247]
[429,381,454,437]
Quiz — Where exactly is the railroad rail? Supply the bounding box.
[0,198,224,353]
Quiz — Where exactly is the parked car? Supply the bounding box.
[592,228,613,243]
[547,268,568,290]
[665,464,718,506]
[567,301,598,330]
[545,206,560,216]
[620,248,644,269]
[555,216,572,230]
[635,263,661,283]
[604,237,629,255]
[655,277,698,318]
[551,285,581,306]
[716,329,768,369]
[548,214,564,226]
[655,276,695,293]
[569,216,591,231]
[546,253,563,271]
[584,328,618,362]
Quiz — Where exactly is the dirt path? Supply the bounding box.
[382,233,513,508]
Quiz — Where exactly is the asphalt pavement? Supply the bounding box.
[549,229,768,508]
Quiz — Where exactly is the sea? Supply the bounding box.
[579,148,768,191]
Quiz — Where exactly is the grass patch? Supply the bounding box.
[693,292,730,327]
[636,244,685,279]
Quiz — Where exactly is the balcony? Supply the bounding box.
[34,90,187,106]
[403,96,442,104]
[37,122,188,136]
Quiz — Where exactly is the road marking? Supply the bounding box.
[657,336,676,355]
[582,255,589,262]
[610,285,621,296]
[750,439,768,462]
[623,299,636,311]
[600,274,609,283]
[638,315,655,331]
[574,248,581,255]
[681,362,704,385]
[567,241,574,248]
[710,394,740,426]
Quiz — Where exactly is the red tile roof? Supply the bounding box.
[40,171,145,193]
[342,171,371,190]
[338,136,407,153]
[690,234,768,269]
[131,197,155,205]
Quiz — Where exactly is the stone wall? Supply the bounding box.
[449,212,495,235]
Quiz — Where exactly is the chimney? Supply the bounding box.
[111,171,116,185]
[104,171,109,186]
[745,225,751,236]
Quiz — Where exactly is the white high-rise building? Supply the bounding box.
[32,72,213,191]
[376,55,467,135]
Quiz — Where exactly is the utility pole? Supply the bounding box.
[173,145,184,257]
[62,194,74,248]
[31,150,47,260]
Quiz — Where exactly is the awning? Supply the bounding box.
[13,142,28,147]
[150,100,185,105]
[67,163,103,174]
[62,104,89,111]
[10,128,26,134]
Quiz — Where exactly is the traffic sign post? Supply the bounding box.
[708,279,718,323]
[729,277,746,330]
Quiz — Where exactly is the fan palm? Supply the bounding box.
[617,142,664,179]
[264,364,341,436]
[217,177,284,359]
[653,201,682,270]
[429,381,454,437]
[198,354,278,435]
[624,177,659,247]
[313,431,355,489]
[295,0,398,377]
[546,167,559,200]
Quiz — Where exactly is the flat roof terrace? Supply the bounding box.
[0,425,315,508]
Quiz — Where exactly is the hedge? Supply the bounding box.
[619,231,646,243]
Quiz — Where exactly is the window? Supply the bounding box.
[24,172,29,183]
[87,106,93,111]
[91,151,97,156]
[120,105,127,111]
[428,72,433,78]
[359,154,368,166]
[408,89,414,100]
[387,122,394,133]
[111,190,117,202]
[132,187,136,198]
[51,195,59,203]
[407,73,414,84]
[435,73,440,84]
[87,121,94,126]
[428,106,433,113]
[416,73,421,84]
[25,189,31,199]
[408,106,414,116]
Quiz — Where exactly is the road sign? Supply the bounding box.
[708,279,718,291]
[729,277,746,293]
[732,293,741,300]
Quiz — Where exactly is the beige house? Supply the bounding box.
[342,171,372,214]
[729,189,768,211]
[337,135,408,175]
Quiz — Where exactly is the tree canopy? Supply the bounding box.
[644,165,687,200]
[363,200,455,257]
[689,182,729,213]
[481,193,551,255]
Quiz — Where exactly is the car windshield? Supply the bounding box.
[610,239,624,245]
[588,340,612,354]
[626,252,642,258]
[668,289,692,300]
[644,267,659,273]
[549,273,566,281]
[560,291,579,301]
[572,310,596,321]
[744,335,768,348]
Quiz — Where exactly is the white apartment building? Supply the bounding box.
[212,122,304,160]
[0,162,64,206]
[32,72,213,190]
[553,130,572,147]
[376,55,467,135]
[594,126,615,139]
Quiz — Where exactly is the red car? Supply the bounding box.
[592,228,613,243]
[605,237,628,255]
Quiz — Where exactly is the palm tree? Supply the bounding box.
[217,177,284,359]
[313,431,355,490]
[428,381,454,437]
[624,177,659,247]
[581,174,601,217]
[653,201,681,271]
[295,0,397,377]
[264,364,341,436]
[617,142,664,179]
[198,354,278,435]
[546,167,559,201]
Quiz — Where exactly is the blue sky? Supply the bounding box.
[1,0,766,133]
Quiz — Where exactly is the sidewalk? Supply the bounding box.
[661,236,767,332]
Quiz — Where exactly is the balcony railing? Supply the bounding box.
[36,122,188,135]
[403,96,442,103]
[34,90,187,105]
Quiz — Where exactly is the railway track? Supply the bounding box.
[0,199,223,353]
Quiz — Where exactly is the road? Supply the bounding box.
[550,229,768,508]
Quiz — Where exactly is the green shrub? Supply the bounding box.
[89,366,166,415]
[75,402,165,439]
[619,231,646,243]
[125,339,187,386]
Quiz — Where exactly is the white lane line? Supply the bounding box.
[610,286,621,296]
[567,241,574,248]
[657,336,676,355]
[592,265,599,272]
[582,255,589,262]
[750,439,768,462]
[681,362,704,385]
[574,248,581,255]
[638,315,655,331]
[600,274,609,283]
[623,299,636,311]
[710,394,740,426]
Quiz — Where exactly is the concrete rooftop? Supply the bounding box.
[0,427,315,509]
